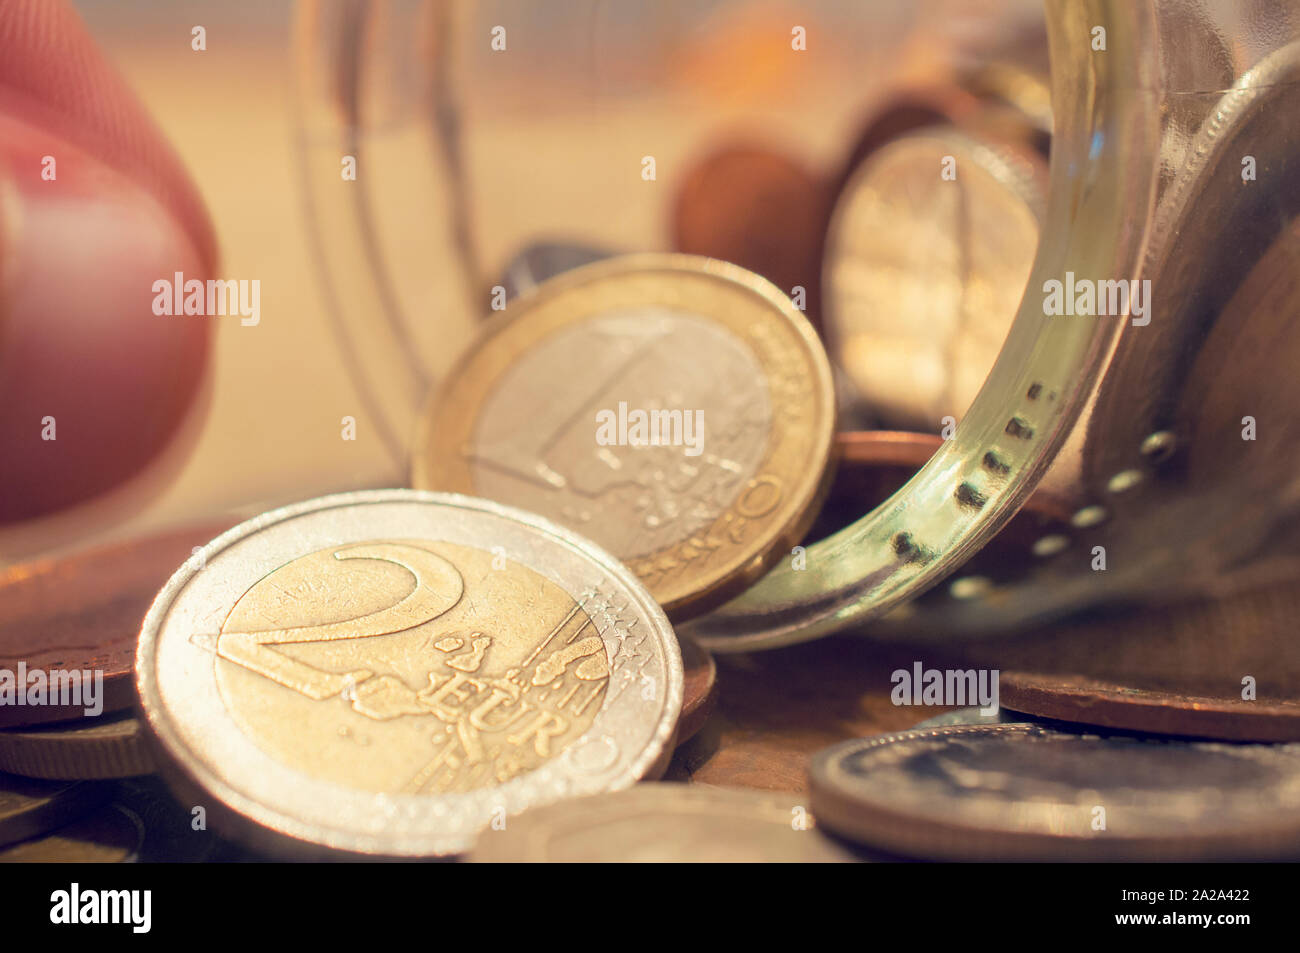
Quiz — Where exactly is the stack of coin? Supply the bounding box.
[4,496,723,861]
[0,523,245,860]
[5,250,840,860]
[125,240,846,857]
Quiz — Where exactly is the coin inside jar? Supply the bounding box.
[822,126,1045,430]
[412,254,837,619]
[135,490,683,857]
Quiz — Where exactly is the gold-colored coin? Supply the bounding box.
[0,713,154,780]
[823,126,1045,429]
[413,254,837,619]
[137,491,683,857]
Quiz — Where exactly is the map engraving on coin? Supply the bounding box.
[136,491,683,856]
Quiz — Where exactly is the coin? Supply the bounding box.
[136,490,683,857]
[1000,671,1300,742]
[961,63,1052,152]
[822,126,1045,430]
[0,774,109,847]
[677,635,717,747]
[498,241,614,302]
[909,706,1019,731]
[0,712,154,779]
[112,776,234,862]
[810,724,1300,860]
[0,521,234,727]
[837,87,989,181]
[0,803,142,863]
[835,430,942,468]
[671,145,830,330]
[470,783,861,862]
[412,254,837,619]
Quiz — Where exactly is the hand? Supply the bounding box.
[0,0,216,522]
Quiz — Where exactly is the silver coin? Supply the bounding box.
[136,490,683,857]
[811,724,1300,860]
[470,782,862,862]
[909,706,1020,730]
[498,240,615,301]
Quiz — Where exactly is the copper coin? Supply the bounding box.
[672,144,830,329]
[909,707,1020,731]
[834,430,942,469]
[0,520,233,727]
[1001,671,1300,742]
[498,241,614,303]
[677,635,717,747]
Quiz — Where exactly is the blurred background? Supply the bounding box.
[0,0,1045,560]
